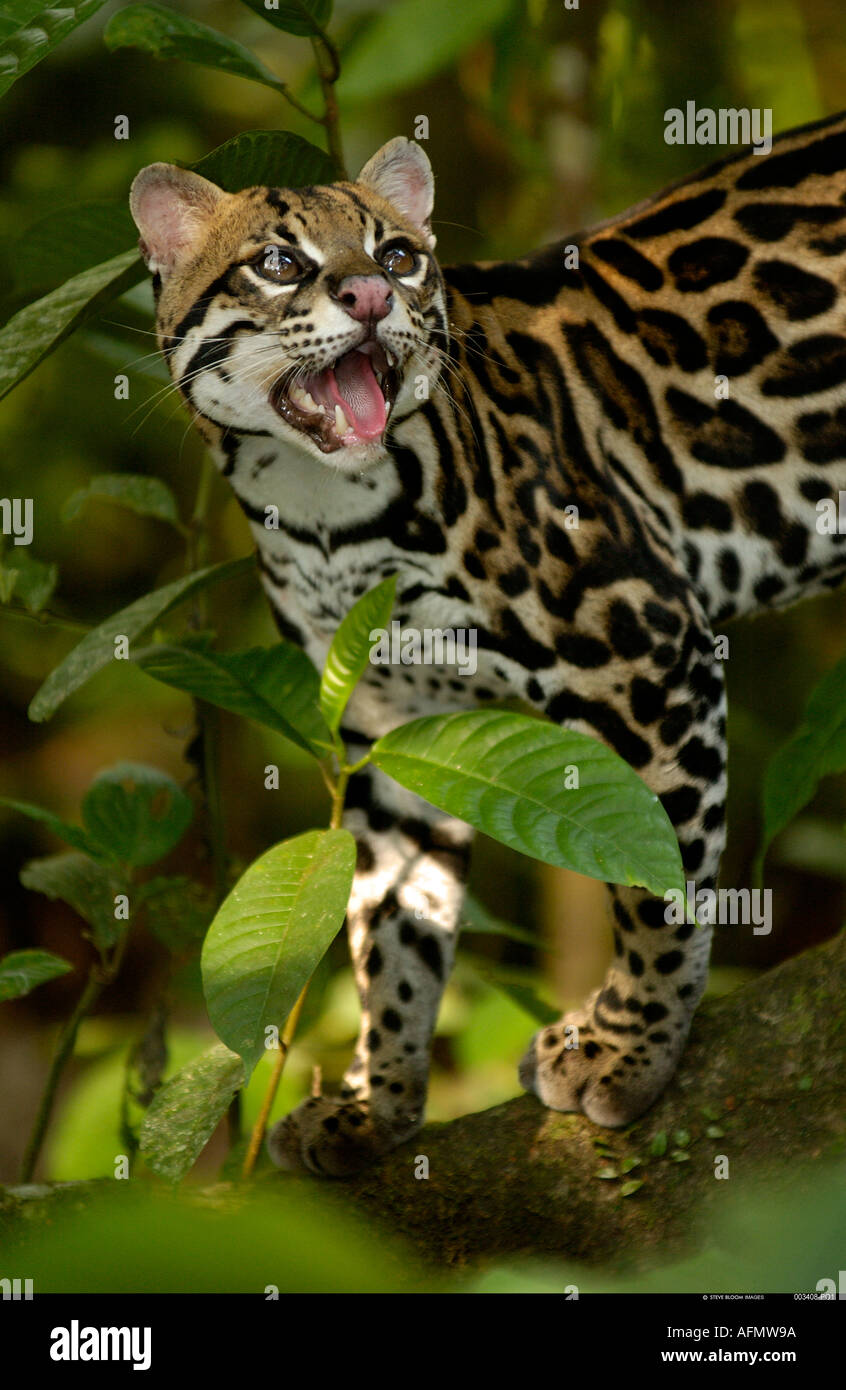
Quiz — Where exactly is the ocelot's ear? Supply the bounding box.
[357,138,436,249]
[129,164,225,276]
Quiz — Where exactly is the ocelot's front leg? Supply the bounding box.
[268,755,472,1176]
[520,638,728,1126]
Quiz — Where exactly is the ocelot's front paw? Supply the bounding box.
[518,1007,679,1128]
[267,1095,419,1178]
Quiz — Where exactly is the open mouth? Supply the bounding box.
[269,341,400,454]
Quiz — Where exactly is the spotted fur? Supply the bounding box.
[130,116,846,1175]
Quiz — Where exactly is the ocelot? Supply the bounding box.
[130,111,846,1175]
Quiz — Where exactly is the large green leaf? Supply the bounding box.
[201,829,355,1079]
[62,473,181,529]
[28,555,254,723]
[104,4,289,96]
[20,852,127,952]
[136,642,333,758]
[371,710,685,896]
[7,201,136,305]
[139,1043,245,1182]
[0,0,110,98]
[82,763,194,869]
[758,653,846,870]
[193,128,335,192]
[240,0,333,40]
[0,949,72,1002]
[339,0,511,102]
[319,575,396,732]
[0,249,143,403]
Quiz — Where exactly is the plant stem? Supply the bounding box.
[311,35,347,177]
[0,605,90,633]
[241,983,309,1179]
[19,926,131,1183]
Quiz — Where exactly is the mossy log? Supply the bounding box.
[340,931,846,1268]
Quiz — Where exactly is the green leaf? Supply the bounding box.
[104,4,289,97]
[706,1125,725,1139]
[8,201,136,304]
[319,575,396,732]
[460,892,540,950]
[139,1042,245,1182]
[673,1128,691,1148]
[0,549,57,614]
[620,1179,644,1197]
[0,250,143,404]
[239,0,333,40]
[136,642,333,759]
[649,1130,668,1157]
[670,1150,691,1163]
[758,654,846,871]
[596,1166,619,1180]
[620,1156,641,1174]
[201,829,355,1079]
[0,1,110,99]
[28,555,254,723]
[20,852,127,951]
[339,0,511,102]
[137,876,214,953]
[0,948,72,1002]
[62,474,181,529]
[193,129,336,193]
[0,798,101,856]
[82,763,193,868]
[372,711,684,894]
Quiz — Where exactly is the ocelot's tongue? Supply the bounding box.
[307,349,386,440]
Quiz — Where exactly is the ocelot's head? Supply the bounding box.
[129,138,446,470]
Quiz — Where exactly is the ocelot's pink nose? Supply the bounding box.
[334,274,393,323]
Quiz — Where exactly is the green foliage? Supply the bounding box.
[7,201,136,305]
[136,876,214,952]
[0,948,71,1002]
[758,652,846,870]
[0,548,58,614]
[319,574,396,732]
[28,556,254,722]
[136,641,334,757]
[20,852,127,952]
[81,763,194,868]
[372,710,685,894]
[0,249,143,402]
[4,1182,421,1293]
[338,0,512,102]
[240,0,334,40]
[139,1043,245,1182]
[192,128,336,191]
[0,0,110,98]
[62,473,182,529]
[201,829,355,1079]
[104,4,291,97]
[0,797,102,856]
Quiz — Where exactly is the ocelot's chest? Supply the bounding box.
[220,431,506,729]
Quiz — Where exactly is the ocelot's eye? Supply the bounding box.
[378,242,418,276]
[254,246,302,284]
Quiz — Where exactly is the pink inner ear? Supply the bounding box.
[136,182,205,269]
[399,166,431,229]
